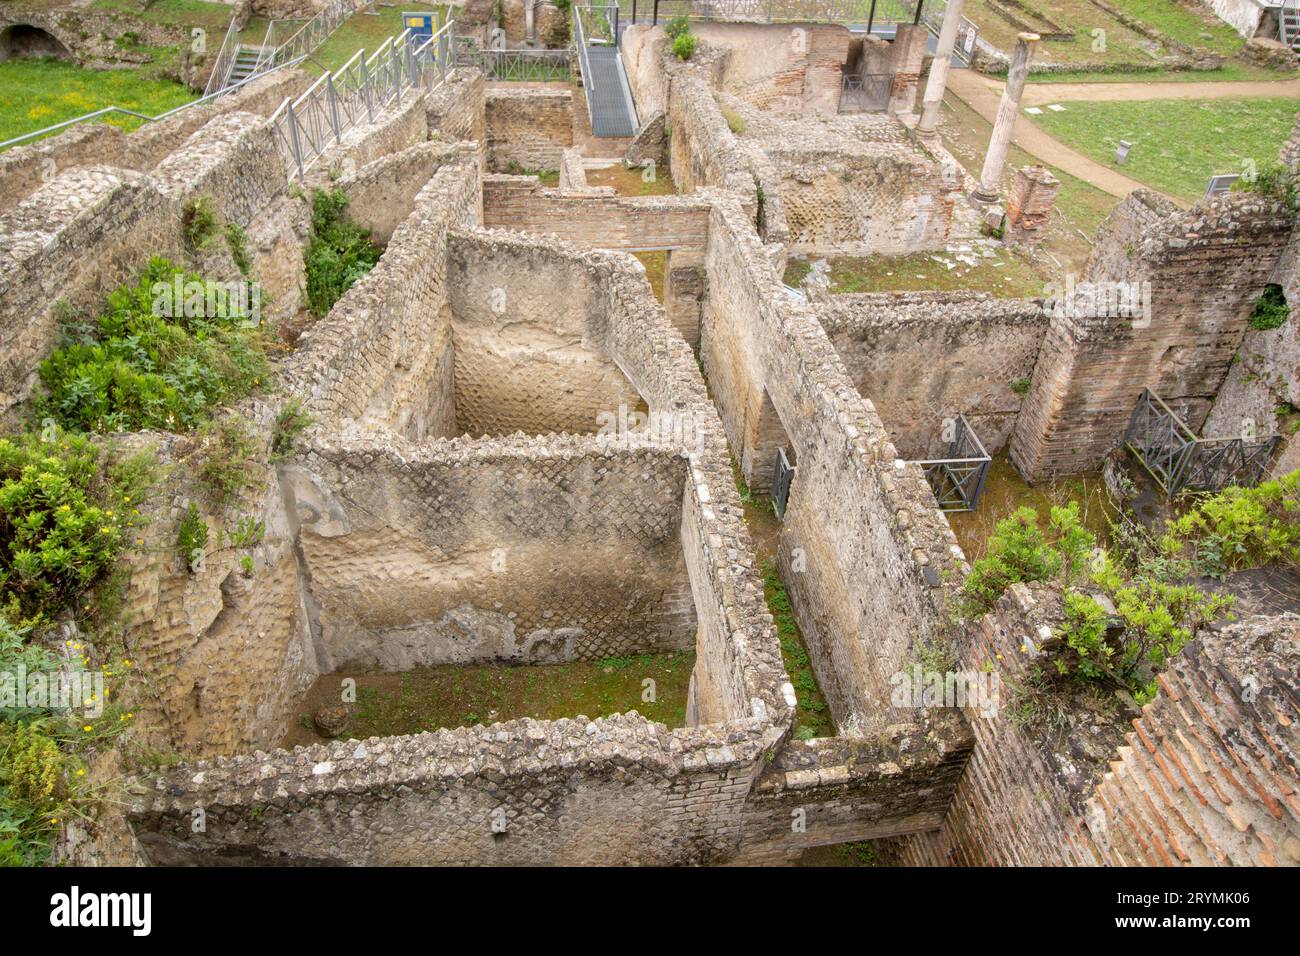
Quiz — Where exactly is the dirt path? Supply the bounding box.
[945,69,1178,203]
[1018,77,1300,106]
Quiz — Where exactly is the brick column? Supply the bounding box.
[887,24,929,118]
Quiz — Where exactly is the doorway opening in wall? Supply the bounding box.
[0,25,72,61]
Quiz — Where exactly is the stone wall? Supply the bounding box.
[0,109,287,418]
[281,159,483,440]
[445,229,646,435]
[701,193,967,729]
[1086,614,1300,867]
[338,140,480,245]
[815,291,1046,456]
[286,434,695,670]
[481,174,712,251]
[485,86,574,171]
[425,67,488,151]
[1011,190,1295,480]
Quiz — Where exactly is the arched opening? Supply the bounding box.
[1249,283,1289,332]
[0,24,73,62]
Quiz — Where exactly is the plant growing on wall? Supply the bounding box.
[303,189,383,319]
[36,258,269,434]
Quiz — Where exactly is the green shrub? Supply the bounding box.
[664,15,690,39]
[176,502,207,574]
[961,507,1061,614]
[1010,378,1032,396]
[672,32,696,60]
[1248,284,1288,331]
[1052,591,1111,683]
[270,399,312,463]
[35,258,269,434]
[225,221,252,277]
[0,430,131,628]
[182,196,218,251]
[1170,470,1300,577]
[1235,161,1298,211]
[303,189,382,318]
[193,415,261,506]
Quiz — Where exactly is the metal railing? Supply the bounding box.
[271,20,455,182]
[1124,389,1280,496]
[839,72,891,112]
[204,15,242,97]
[773,447,796,519]
[575,4,598,97]
[452,41,575,81]
[913,415,991,512]
[267,0,356,71]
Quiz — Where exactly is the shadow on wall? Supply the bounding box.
[0,24,73,61]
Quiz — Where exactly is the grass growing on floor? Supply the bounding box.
[946,456,1114,562]
[634,252,666,301]
[1030,98,1299,203]
[0,58,195,146]
[304,5,452,75]
[1025,64,1296,84]
[762,563,834,740]
[584,163,677,197]
[783,247,1054,299]
[281,652,695,745]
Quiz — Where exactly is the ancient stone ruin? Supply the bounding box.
[0,10,1296,869]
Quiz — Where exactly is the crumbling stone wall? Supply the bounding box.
[286,435,695,670]
[338,140,480,245]
[688,20,851,117]
[701,193,966,729]
[1011,189,1295,480]
[1086,614,1300,867]
[0,68,310,211]
[815,291,1046,456]
[425,67,488,160]
[0,109,288,419]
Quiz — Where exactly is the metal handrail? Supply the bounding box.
[271,20,455,182]
[204,15,241,97]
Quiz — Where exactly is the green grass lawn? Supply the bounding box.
[1026,64,1297,84]
[1031,97,1299,202]
[306,5,452,75]
[0,58,196,147]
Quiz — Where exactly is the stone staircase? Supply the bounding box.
[226,46,265,88]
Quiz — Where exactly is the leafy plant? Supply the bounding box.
[176,503,207,574]
[182,196,218,251]
[192,416,261,506]
[1170,470,1300,577]
[1248,284,1288,331]
[1011,378,1032,396]
[664,15,690,39]
[270,399,312,463]
[0,430,134,628]
[672,32,697,60]
[225,222,252,277]
[961,507,1061,614]
[303,189,382,318]
[35,258,269,434]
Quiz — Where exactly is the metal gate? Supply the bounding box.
[773,447,796,520]
[1124,388,1280,495]
[912,415,991,512]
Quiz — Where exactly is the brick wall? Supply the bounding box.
[482,174,711,250]
[485,86,574,171]
[1011,190,1295,480]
